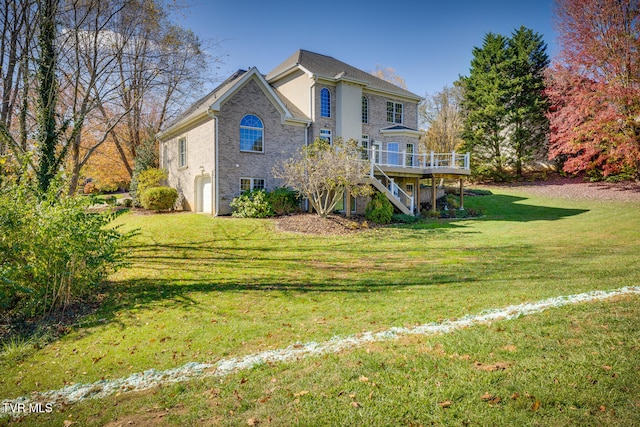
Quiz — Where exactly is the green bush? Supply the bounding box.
[0,178,131,317]
[129,139,159,205]
[139,186,178,211]
[132,167,166,206]
[230,189,274,218]
[365,192,394,224]
[267,187,299,216]
[391,213,418,224]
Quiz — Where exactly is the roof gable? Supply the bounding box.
[159,68,309,139]
[266,50,421,101]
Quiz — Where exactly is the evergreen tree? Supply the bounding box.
[507,26,549,177]
[461,28,549,179]
[461,33,511,178]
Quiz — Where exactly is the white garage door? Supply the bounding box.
[201,178,212,213]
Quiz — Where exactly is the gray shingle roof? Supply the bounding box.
[266,50,421,100]
[161,69,248,133]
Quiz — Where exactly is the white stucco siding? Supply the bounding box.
[269,70,312,118]
[336,81,363,142]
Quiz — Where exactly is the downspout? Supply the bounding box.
[207,108,219,216]
[308,75,317,144]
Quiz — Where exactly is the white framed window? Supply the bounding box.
[240,114,264,152]
[162,143,168,170]
[320,129,332,144]
[386,101,403,124]
[362,96,368,124]
[361,134,369,160]
[178,137,187,168]
[406,143,415,166]
[240,177,266,193]
[320,88,331,117]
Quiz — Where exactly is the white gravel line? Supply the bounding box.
[2,286,638,417]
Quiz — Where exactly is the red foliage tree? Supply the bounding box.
[546,0,640,178]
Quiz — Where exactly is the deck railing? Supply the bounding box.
[367,149,470,171]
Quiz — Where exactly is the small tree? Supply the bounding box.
[274,137,372,217]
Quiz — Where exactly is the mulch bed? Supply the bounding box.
[490,176,640,202]
[274,213,379,236]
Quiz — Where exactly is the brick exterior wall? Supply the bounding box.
[216,77,306,215]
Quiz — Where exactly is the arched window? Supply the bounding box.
[320,88,331,117]
[240,114,264,152]
[362,96,368,124]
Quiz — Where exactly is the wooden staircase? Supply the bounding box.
[366,165,414,215]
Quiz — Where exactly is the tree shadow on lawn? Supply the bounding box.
[13,195,588,341]
[464,194,589,222]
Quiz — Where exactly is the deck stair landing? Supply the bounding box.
[367,164,413,215]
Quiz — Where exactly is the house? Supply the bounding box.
[158,50,469,216]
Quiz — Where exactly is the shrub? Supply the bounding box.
[122,198,133,208]
[129,138,159,205]
[392,213,418,224]
[365,192,394,224]
[132,167,166,206]
[230,189,274,218]
[267,187,299,216]
[140,186,178,211]
[445,194,460,210]
[0,178,131,317]
[104,195,117,206]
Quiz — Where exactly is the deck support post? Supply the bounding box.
[415,177,420,215]
[459,178,464,210]
[431,176,437,213]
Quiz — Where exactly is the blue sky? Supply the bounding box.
[173,0,557,97]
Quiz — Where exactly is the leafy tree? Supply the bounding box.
[461,33,511,178]
[420,84,465,153]
[546,0,640,179]
[274,137,372,217]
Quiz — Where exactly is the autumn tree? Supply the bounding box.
[274,138,372,217]
[371,65,408,89]
[102,1,212,179]
[546,0,640,179]
[420,84,464,153]
[0,0,214,193]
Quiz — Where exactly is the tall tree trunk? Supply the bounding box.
[36,0,60,194]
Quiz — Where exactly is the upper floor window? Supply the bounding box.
[320,88,331,118]
[178,137,187,168]
[362,96,368,124]
[240,114,264,152]
[320,129,332,144]
[387,101,403,124]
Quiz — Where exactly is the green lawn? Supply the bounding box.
[1,186,640,425]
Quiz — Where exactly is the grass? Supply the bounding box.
[1,186,639,425]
